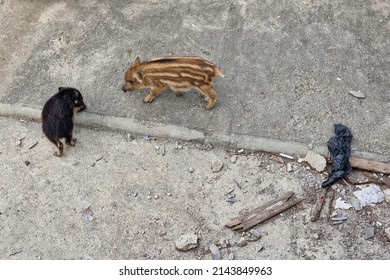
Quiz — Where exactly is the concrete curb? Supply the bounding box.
[1,103,388,163]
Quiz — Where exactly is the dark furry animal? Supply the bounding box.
[42,87,86,156]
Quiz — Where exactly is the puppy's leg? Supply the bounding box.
[65,131,76,147]
[144,86,166,103]
[198,85,217,110]
[49,139,64,157]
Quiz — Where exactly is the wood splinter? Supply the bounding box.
[225,191,304,231]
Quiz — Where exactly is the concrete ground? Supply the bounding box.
[0,116,389,260]
[0,0,389,260]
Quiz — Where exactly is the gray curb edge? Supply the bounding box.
[1,103,388,163]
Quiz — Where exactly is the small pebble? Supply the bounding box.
[84,213,94,222]
[237,237,248,247]
[175,233,198,251]
[249,229,262,239]
[211,159,224,173]
[209,244,221,260]
[255,245,264,252]
[349,90,366,99]
[230,155,237,163]
[364,227,375,239]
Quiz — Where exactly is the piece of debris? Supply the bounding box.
[211,159,224,173]
[24,161,30,166]
[348,157,390,174]
[383,189,390,204]
[161,146,165,156]
[28,141,38,149]
[248,228,262,239]
[126,133,135,142]
[237,237,248,247]
[286,163,293,172]
[302,150,326,172]
[230,155,237,163]
[353,184,384,207]
[348,90,366,99]
[331,215,348,225]
[255,245,264,252]
[226,196,237,203]
[228,252,234,260]
[95,156,103,162]
[128,191,138,197]
[334,197,353,209]
[364,227,375,239]
[217,238,229,249]
[209,244,221,260]
[15,136,25,147]
[143,135,151,141]
[83,207,94,222]
[226,192,303,231]
[19,118,29,124]
[279,153,294,159]
[321,124,353,188]
[331,215,348,221]
[175,233,198,251]
[175,142,179,149]
[310,187,329,222]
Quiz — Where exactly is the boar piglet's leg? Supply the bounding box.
[144,86,167,103]
[198,85,218,110]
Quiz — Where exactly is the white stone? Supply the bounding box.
[175,233,198,251]
[211,159,224,172]
[302,151,327,172]
[286,163,293,172]
[349,90,366,99]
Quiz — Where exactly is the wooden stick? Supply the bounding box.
[349,157,390,174]
[310,187,329,222]
[225,192,303,231]
[326,190,335,222]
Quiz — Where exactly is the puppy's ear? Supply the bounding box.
[133,56,141,66]
[58,87,65,91]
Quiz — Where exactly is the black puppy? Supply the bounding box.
[42,87,86,156]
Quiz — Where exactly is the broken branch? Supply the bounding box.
[310,187,329,222]
[225,191,303,231]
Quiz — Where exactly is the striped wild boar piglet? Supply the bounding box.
[121,56,224,109]
[42,87,86,157]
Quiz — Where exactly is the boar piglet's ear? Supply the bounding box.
[58,87,65,91]
[133,56,141,66]
[135,71,143,82]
